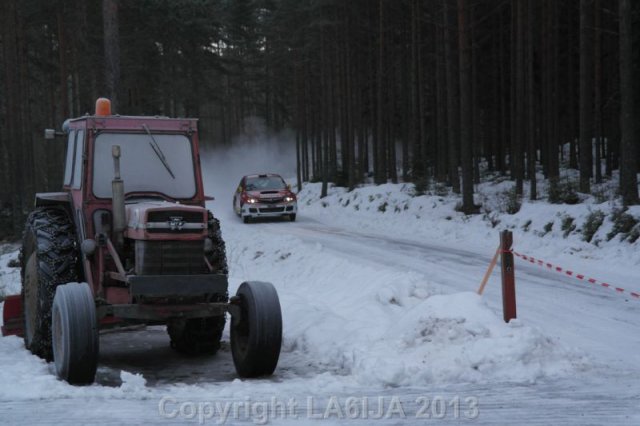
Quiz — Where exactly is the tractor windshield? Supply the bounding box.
[93,132,196,199]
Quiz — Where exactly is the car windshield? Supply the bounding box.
[93,132,196,199]
[245,176,286,191]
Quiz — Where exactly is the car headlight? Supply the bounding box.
[284,196,295,202]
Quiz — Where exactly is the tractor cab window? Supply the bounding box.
[63,130,76,186]
[71,130,85,189]
[92,132,196,199]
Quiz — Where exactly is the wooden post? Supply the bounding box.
[500,230,517,322]
[477,246,500,295]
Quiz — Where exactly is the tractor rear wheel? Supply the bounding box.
[51,282,99,385]
[230,281,282,378]
[206,213,228,275]
[21,207,80,361]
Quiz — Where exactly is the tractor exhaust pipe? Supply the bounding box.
[112,145,126,248]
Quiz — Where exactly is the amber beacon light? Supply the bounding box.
[95,97,112,116]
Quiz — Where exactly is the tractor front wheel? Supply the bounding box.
[51,282,99,385]
[230,281,282,378]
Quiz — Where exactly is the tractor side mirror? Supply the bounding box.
[286,184,292,190]
[44,129,65,140]
[237,186,242,193]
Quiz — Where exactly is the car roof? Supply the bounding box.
[244,173,283,179]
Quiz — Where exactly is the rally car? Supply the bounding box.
[233,174,297,223]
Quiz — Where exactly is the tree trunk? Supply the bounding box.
[443,0,460,193]
[568,1,578,169]
[103,0,121,110]
[374,0,386,184]
[513,0,525,195]
[618,0,638,205]
[527,0,536,200]
[435,11,448,182]
[458,0,474,213]
[579,0,593,193]
[593,0,602,184]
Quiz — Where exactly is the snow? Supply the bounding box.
[223,229,582,388]
[296,179,640,295]
[0,140,638,423]
[0,248,20,297]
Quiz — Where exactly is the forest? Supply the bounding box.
[1,0,639,237]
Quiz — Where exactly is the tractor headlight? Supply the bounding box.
[284,196,295,203]
[247,198,258,204]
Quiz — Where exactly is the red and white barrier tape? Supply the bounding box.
[511,251,640,300]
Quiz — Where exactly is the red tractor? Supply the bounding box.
[1,99,282,384]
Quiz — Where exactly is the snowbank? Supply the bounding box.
[224,229,584,389]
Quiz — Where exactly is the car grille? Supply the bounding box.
[259,207,285,213]
[258,197,284,204]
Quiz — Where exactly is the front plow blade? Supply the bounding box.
[2,295,23,337]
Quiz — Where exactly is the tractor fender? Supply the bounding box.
[34,193,76,232]
[33,192,87,281]
[34,192,72,209]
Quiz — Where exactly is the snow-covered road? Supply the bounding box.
[265,216,640,370]
[1,185,639,424]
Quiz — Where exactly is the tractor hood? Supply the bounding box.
[124,201,207,240]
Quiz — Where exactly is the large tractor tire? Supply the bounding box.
[21,207,80,361]
[51,282,99,385]
[230,281,282,378]
[206,213,228,276]
[168,212,228,355]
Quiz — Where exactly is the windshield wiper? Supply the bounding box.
[142,124,175,179]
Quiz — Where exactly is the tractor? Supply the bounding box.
[1,98,282,384]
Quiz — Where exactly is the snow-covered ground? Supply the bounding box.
[0,141,639,424]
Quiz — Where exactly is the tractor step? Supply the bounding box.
[1,294,24,337]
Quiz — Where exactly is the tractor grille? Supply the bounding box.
[135,240,205,275]
[146,210,206,234]
[147,211,204,223]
